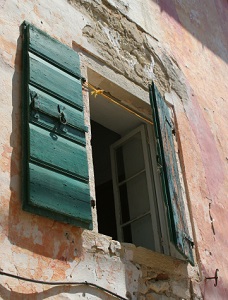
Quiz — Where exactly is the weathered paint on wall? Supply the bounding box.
[0,0,227,299]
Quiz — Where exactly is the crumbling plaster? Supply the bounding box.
[0,0,227,299]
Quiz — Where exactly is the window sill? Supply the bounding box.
[121,243,189,278]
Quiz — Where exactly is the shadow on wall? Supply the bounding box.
[153,0,228,63]
[8,24,83,263]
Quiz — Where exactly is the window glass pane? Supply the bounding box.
[123,214,155,250]
[119,172,150,223]
[116,132,145,182]
[119,183,130,224]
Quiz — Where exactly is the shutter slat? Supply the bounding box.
[150,82,194,265]
[22,21,92,229]
[29,164,91,225]
[27,22,81,78]
[29,56,83,109]
[30,124,89,181]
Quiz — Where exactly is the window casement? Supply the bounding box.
[110,124,164,252]
[21,22,194,264]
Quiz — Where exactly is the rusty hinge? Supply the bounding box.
[91,199,96,208]
[165,116,175,135]
[184,234,194,248]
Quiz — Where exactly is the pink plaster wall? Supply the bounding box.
[154,0,228,298]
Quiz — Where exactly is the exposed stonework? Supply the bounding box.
[69,0,190,103]
[137,264,196,300]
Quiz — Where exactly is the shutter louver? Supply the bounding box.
[22,22,92,229]
[149,82,194,265]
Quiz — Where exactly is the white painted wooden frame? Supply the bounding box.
[110,124,169,253]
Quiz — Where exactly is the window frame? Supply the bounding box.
[110,124,170,254]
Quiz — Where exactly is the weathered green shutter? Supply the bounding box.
[22,21,92,229]
[149,82,194,264]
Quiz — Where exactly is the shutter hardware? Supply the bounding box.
[165,116,175,135]
[57,105,67,125]
[205,269,219,287]
[84,81,153,125]
[184,234,194,248]
[91,199,96,208]
[30,92,68,128]
[30,91,39,119]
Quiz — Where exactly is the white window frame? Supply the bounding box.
[110,124,170,254]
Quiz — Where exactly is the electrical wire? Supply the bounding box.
[0,270,128,300]
[83,81,153,125]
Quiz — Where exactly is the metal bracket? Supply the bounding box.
[30,91,37,101]
[81,77,86,84]
[205,269,219,287]
[30,91,39,108]
[91,199,96,208]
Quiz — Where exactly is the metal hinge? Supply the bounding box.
[184,234,194,248]
[91,199,96,208]
[166,116,175,135]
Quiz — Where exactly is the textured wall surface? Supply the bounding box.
[0,0,227,299]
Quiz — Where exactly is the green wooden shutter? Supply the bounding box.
[22,21,92,229]
[149,82,194,265]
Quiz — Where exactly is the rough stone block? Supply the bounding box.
[146,293,176,300]
[171,280,190,299]
[148,281,170,294]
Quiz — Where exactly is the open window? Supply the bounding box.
[89,74,194,264]
[89,75,170,255]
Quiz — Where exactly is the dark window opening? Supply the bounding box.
[91,120,120,240]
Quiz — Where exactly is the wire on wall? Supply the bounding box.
[83,81,153,125]
[0,269,128,300]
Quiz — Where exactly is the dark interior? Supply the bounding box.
[91,120,120,240]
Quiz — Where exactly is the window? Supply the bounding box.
[22,22,193,264]
[90,96,168,254]
[89,78,193,263]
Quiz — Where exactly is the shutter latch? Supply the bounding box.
[57,105,67,125]
[30,91,39,119]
